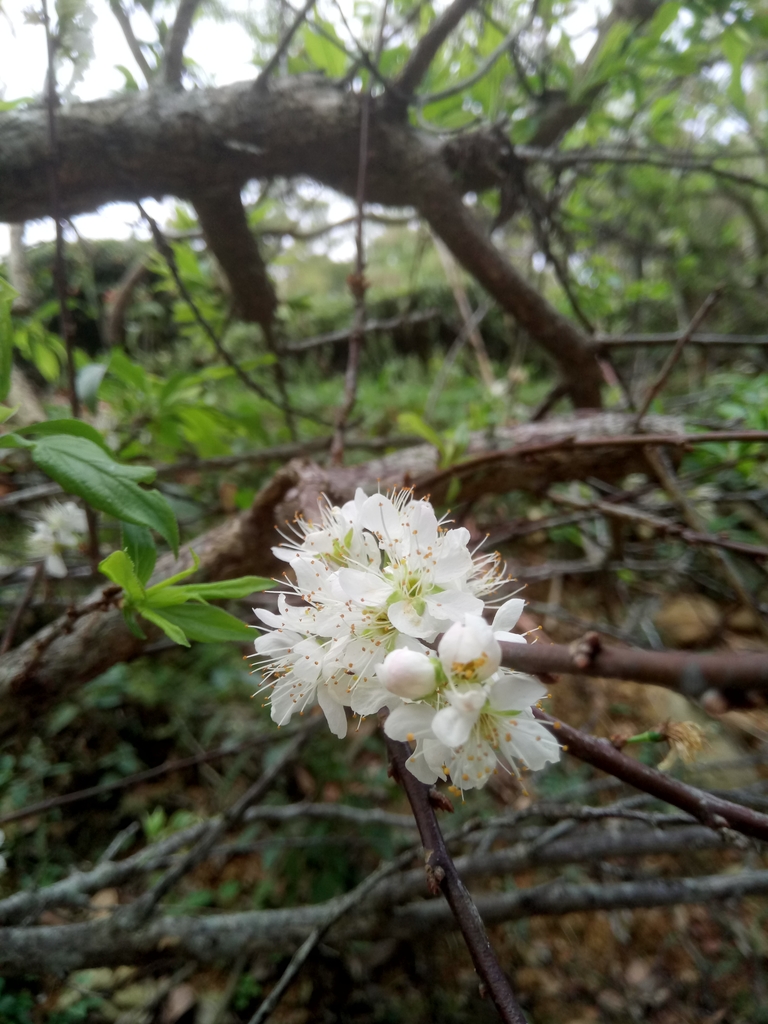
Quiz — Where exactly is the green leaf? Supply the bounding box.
[0,404,18,424]
[121,522,157,585]
[20,418,113,453]
[145,550,201,594]
[167,576,275,601]
[99,550,146,604]
[303,21,348,77]
[29,435,179,553]
[0,433,34,449]
[397,412,445,456]
[153,603,254,643]
[137,606,190,646]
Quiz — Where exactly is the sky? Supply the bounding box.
[0,0,603,259]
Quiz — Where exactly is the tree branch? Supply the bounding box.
[163,0,202,89]
[393,0,480,100]
[385,729,528,1024]
[500,636,768,701]
[533,709,768,841]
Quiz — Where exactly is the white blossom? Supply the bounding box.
[27,501,87,577]
[251,487,558,795]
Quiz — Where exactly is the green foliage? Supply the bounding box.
[99,547,272,647]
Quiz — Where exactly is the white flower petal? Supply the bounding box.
[425,589,483,623]
[488,674,547,712]
[494,631,528,644]
[384,702,436,741]
[317,685,348,738]
[338,567,393,607]
[491,598,525,633]
[387,599,439,639]
[432,704,479,747]
[497,713,561,771]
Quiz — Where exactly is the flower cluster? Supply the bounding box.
[27,501,87,578]
[251,488,560,793]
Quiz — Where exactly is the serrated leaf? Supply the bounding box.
[99,550,146,604]
[20,417,113,453]
[138,606,191,646]
[154,603,253,643]
[121,522,157,585]
[29,434,179,553]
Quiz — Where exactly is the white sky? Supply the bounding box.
[0,0,603,259]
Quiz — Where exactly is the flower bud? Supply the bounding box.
[438,616,501,682]
[378,649,437,700]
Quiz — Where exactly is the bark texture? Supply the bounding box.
[0,80,601,403]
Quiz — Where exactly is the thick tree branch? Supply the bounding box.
[411,160,602,406]
[192,187,277,330]
[2,866,768,975]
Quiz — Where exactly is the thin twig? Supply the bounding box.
[550,492,768,559]
[247,843,419,1024]
[138,204,328,427]
[256,0,319,85]
[330,2,389,464]
[0,563,43,655]
[533,709,768,842]
[0,731,298,827]
[393,0,479,99]
[633,289,721,428]
[384,727,528,1024]
[644,445,768,639]
[121,727,313,926]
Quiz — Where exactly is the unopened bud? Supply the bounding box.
[378,649,437,699]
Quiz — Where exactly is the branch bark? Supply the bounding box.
[192,187,277,331]
[163,0,202,89]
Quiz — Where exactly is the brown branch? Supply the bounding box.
[550,493,768,560]
[104,254,151,347]
[501,636,768,701]
[385,729,528,1024]
[644,445,768,640]
[163,0,202,88]
[108,0,154,84]
[139,203,312,431]
[393,0,479,100]
[411,161,603,408]
[633,290,720,428]
[256,0,319,85]
[416,428,768,496]
[595,332,768,347]
[284,308,443,352]
[533,709,768,842]
[42,0,78,418]
[0,564,43,656]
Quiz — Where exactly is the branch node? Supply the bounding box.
[569,631,602,670]
[428,787,454,813]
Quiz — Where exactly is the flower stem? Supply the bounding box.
[383,726,528,1024]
